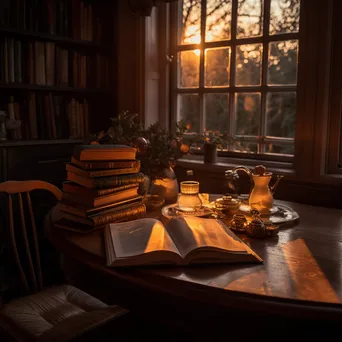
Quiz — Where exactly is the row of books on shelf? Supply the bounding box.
[56,145,146,233]
[5,94,89,141]
[0,38,110,88]
[0,0,104,42]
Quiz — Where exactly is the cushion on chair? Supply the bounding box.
[0,284,128,342]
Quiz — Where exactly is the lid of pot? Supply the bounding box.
[214,194,240,209]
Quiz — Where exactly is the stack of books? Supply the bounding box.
[56,145,147,233]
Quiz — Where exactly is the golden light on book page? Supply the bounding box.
[110,219,179,258]
[281,238,340,303]
[183,217,246,252]
[143,221,176,253]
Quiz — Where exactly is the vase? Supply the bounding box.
[150,167,179,204]
[203,143,217,164]
[138,174,151,197]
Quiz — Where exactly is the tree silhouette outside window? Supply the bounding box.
[174,0,300,155]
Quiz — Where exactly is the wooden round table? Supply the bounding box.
[44,197,342,338]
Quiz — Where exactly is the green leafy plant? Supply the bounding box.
[84,111,193,180]
[83,111,143,145]
[195,130,234,149]
[139,120,194,179]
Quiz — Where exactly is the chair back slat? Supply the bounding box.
[8,194,30,294]
[26,191,43,291]
[0,180,62,294]
[18,192,38,293]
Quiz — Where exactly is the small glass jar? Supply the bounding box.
[177,181,202,212]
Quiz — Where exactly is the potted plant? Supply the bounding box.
[84,111,193,203]
[198,130,232,164]
[139,120,193,203]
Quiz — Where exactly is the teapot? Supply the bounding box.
[225,165,283,214]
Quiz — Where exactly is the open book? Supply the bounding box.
[104,217,262,267]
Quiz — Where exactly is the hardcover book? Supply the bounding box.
[104,217,262,267]
[56,201,146,230]
[73,145,137,161]
[59,196,143,218]
[61,185,139,208]
[67,171,145,189]
[71,156,139,170]
[65,161,141,178]
[62,182,138,197]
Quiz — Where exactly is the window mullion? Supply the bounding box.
[229,0,238,146]
[170,2,179,125]
[199,0,207,132]
[260,0,271,154]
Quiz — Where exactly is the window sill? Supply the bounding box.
[175,156,342,209]
[176,155,342,186]
[177,155,295,178]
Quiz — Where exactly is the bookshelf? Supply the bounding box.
[0,0,115,144]
[0,0,116,186]
[0,0,119,301]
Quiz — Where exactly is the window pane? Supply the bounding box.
[237,0,263,38]
[179,0,201,45]
[206,0,232,42]
[205,47,230,87]
[178,94,200,133]
[236,44,262,86]
[265,142,294,155]
[268,40,298,85]
[233,140,258,153]
[270,0,300,35]
[205,93,229,131]
[178,50,200,88]
[235,93,261,136]
[266,92,296,138]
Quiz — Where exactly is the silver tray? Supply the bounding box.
[162,201,299,226]
[241,202,300,226]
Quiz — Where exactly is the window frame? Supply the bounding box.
[146,0,342,185]
[170,0,300,159]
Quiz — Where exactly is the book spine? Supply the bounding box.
[28,92,38,139]
[63,182,138,197]
[93,173,145,189]
[80,160,138,170]
[13,101,22,139]
[7,96,17,140]
[95,183,137,194]
[8,38,15,83]
[83,99,89,136]
[87,165,141,178]
[95,186,133,196]
[93,203,146,227]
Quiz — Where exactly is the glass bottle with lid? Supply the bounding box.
[176,170,202,212]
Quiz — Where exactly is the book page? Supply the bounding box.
[165,217,249,258]
[109,218,181,259]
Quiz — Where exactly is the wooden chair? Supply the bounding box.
[0,181,129,342]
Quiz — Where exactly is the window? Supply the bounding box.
[171,0,300,156]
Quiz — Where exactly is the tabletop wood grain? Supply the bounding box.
[44,196,342,328]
